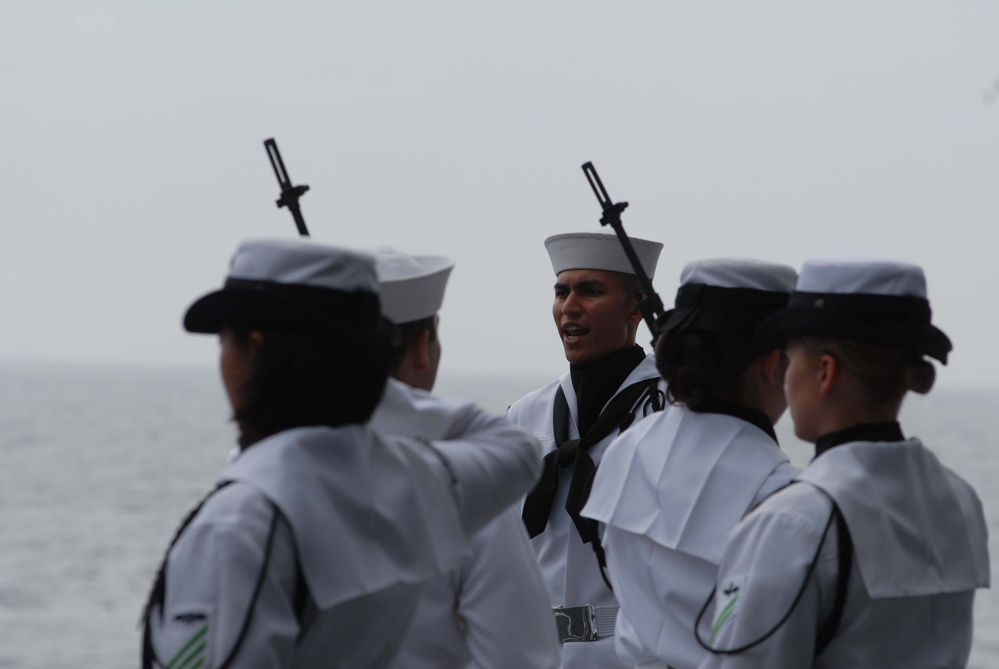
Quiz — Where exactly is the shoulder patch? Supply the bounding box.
[709,576,745,644]
[151,605,214,669]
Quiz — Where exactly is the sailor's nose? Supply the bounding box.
[560,290,582,315]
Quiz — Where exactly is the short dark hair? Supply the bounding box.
[230,328,391,438]
[387,316,437,373]
[610,272,642,300]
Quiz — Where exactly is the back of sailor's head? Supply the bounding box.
[182,237,394,433]
[372,247,455,391]
[655,258,798,405]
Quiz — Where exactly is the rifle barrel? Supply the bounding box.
[263,138,310,237]
[580,162,665,339]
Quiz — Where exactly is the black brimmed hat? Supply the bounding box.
[659,258,798,338]
[755,258,952,363]
[184,238,388,345]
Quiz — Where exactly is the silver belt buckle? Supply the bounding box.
[554,604,598,642]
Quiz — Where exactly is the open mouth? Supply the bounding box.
[561,323,589,343]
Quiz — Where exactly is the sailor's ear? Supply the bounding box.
[241,331,265,360]
[627,299,644,326]
[411,329,432,371]
[761,348,785,387]
[817,353,839,396]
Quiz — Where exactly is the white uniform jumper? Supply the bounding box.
[582,403,798,669]
[371,379,560,669]
[145,420,542,669]
[700,428,990,669]
[507,354,665,669]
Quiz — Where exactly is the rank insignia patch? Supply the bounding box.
[709,577,744,644]
[166,621,208,669]
[154,605,214,669]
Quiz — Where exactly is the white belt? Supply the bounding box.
[553,605,618,642]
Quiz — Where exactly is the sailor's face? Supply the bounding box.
[784,340,823,442]
[552,269,640,365]
[219,328,259,417]
[425,315,442,392]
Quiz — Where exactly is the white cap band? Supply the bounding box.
[544,232,663,278]
[373,247,454,324]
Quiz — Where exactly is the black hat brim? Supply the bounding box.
[183,283,395,350]
[755,306,952,364]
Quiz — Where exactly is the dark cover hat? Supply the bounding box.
[183,238,385,344]
[659,258,798,336]
[755,258,952,363]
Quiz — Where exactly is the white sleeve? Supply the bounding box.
[429,407,543,536]
[458,508,561,669]
[147,487,300,669]
[697,488,838,669]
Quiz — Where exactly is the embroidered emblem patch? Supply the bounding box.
[156,605,213,669]
[709,577,744,644]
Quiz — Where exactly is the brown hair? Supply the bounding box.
[655,325,761,406]
[794,336,935,404]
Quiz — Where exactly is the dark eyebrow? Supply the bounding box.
[553,279,607,293]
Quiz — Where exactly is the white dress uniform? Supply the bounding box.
[509,229,666,669]
[698,257,989,667]
[145,417,543,668]
[372,378,561,669]
[700,435,989,668]
[576,257,800,669]
[582,406,799,669]
[507,354,666,669]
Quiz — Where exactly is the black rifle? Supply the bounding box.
[581,161,667,341]
[264,138,310,237]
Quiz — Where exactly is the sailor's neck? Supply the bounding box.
[569,345,646,434]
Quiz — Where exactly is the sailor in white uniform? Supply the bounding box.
[507,231,667,669]
[369,248,560,669]
[141,238,543,669]
[699,258,990,668]
[582,259,800,669]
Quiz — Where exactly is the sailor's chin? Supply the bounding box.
[562,342,592,364]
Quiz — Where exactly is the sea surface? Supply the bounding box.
[0,362,996,667]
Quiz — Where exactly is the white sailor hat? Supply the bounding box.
[373,247,455,324]
[544,232,663,278]
[756,257,952,363]
[660,258,797,335]
[183,238,384,341]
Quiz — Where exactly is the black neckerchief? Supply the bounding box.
[522,345,656,541]
[688,397,778,443]
[814,421,904,459]
[570,345,648,435]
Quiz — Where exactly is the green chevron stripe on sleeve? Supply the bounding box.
[167,624,207,669]
[709,593,739,644]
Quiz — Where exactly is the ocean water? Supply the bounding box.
[0,362,996,667]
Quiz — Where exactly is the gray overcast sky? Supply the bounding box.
[2,1,998,388]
